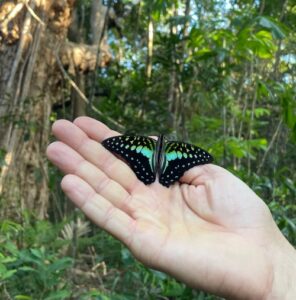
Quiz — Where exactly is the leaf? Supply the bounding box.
[47,257,73,273]
[150,269,168,280]
[3,241,18,256]
[30,248,44,259]
[227,138,247,158]
[253,30,277,59]
[256,16,287,39]
[15,296,33,300]
[254,108,271,118]
[193,49,217,61]
[281,87,296,141]
[0,220,23,235]
[121,248,135,265]
[249,139,268,151]
[163,280,185,296]
[284,217,296,233]
[18,266,38,272]
[1,269,17,280]
[0,255,17,264]
[257,80,272,99]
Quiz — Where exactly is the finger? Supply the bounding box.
[73,116,118,142]
[47,141,135,214]
[61,174,135,244]
[51,119,141,192]
[180,164,225,186]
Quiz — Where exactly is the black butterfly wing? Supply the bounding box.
[102,135,157,185]
[159,141,214,187]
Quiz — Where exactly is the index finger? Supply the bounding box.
[74,116,119,142]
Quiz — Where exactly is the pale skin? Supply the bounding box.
[46,117,296,299]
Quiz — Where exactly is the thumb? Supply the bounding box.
[180,164,226,186]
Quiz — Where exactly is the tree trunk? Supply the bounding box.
[0,0,111,220]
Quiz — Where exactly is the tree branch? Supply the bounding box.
[55,51,124,131]
[257,119,283,174]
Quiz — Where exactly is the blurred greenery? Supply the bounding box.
[1,0,295,299]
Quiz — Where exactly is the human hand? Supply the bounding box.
[46,117,296,299]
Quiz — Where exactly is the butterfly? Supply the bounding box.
[102,135,213,187]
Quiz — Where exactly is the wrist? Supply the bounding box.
[267,233,296,299]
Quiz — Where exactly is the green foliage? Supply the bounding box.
[280,86,296,142]
[0,217,223,299]
[0,219,73,299]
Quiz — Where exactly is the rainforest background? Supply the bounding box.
[0,0,295,299]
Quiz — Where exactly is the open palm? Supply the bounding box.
[47,117,288,299]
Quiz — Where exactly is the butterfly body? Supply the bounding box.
[102,135,213,187]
